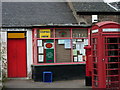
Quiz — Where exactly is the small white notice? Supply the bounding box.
[38,55,44,62]
[74,57,78,62]
[65,39,71,49]
[84,39,88,45]
[78,55,83,62]
[38,47,44,54]
[58,39,65,44]
[37,40,42,46]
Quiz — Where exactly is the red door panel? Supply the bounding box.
[7,38,27,78]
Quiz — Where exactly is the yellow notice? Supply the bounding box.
[39,29,51,38]
[8,33,25,38]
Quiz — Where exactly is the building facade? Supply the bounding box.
[1,1,119,80]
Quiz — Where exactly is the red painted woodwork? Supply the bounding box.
[91,21,120,89]
[32,28,89,65]
[84,46,92,76]
[7,38,27,77]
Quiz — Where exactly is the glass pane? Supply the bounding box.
[94,76,98,81]
[93,44,97,50]
[107,38,118,43]
[93,51,97,56]
[37,29,54,38]
[107,63,119,69]
[72,29,88,38]
[55,40,71,63]
[93,63,97,68]
[108,57,118,62]
[92,38,97,44]
[93,81,98,87]
[55,29,70,38]
[107,44,118,49]
[106,76,119,82]
[93,57,97,62]
[37,39,54,63]
[72,39,86,62]
[106,70,118,75]
[108,51,118,56]
[93,69,98,74]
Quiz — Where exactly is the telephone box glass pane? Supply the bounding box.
[94,76,98,81]
[93,81,98,87]
[93,63,97,68]
[108,57,119,62]
[107,38,118,43]
[106,76,119,82]
[107,44,118,49]
[92,38,97,44]
[93,69,98,74]
[106,70,118,75]
[108,51,118,56]
[107,63,119,69]
[93,57,97,62]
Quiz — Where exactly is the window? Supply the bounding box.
[33,28,89,64]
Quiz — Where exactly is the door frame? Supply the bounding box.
[7,31,27,78]
[7,30,33,78]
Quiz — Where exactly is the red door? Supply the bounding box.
[7,38,27,77]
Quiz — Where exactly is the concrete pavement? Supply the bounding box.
[3,79,92,88]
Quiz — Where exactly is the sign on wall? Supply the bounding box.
[8,33,25,38]
[39,29,51,38]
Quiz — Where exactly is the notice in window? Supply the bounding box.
[38,46,44,54]
[73,49,77,56]
[39,29,51,38]
[58,39,65,44]
[37,40,42,46]
[64,39,71,49]
[74,57,78,62]
[78,55,83,62]
[38,55,44,62]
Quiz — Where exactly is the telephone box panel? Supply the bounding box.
[91,21,120,89]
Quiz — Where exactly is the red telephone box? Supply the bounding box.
[91,21,120,89]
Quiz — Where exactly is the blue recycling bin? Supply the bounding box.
[43,71,52,83]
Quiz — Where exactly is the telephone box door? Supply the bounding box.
[103,36,120,89]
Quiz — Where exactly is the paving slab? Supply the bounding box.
[3,79,92,88]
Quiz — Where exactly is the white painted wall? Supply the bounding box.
[26,30,33,78]
[0,31,7,79]
[1,29,33,79]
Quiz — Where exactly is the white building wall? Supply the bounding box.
[1,28,33,79]
[26,30,33,79]
[0,31,7,79]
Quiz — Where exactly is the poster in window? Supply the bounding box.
[37,40,42,46]
[64,39,71,49]
[38,55,44,62]
[74,57,78,62]
[84,39,88,45]
[38,47,44,54]
[78,55,83,62]
[39,29,51,38]
[58,39,65,44]
[44,43,54,49]
[73,49,77,56]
